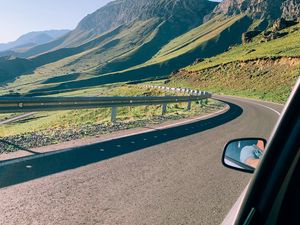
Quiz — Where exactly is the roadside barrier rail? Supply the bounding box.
[0,87,211,122]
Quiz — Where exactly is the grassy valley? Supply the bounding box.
[1,0,299,99]
[0,0,217,95]
[0,14,252,96]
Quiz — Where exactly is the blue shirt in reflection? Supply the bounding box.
[240,145,263,163]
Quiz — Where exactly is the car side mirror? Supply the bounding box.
[222,138,267,173]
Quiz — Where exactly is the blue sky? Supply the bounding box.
[0,0,112,43]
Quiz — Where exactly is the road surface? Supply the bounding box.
[0,95,283,225]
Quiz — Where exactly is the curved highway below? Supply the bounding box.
[0,95,283,225]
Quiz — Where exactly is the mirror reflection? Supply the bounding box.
[223,138,266,172]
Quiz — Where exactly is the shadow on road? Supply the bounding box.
[0,139,41,155]
[0,101,242,188]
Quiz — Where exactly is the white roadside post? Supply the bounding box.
[203,92,208,105]
[111,107,117,123]
[200,99,204,107]
[187,100,192,111]
[162,103,167,115]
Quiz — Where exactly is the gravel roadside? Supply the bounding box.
[0,103,225,154]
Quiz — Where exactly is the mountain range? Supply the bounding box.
[206,0,300,21]
[0,0,299,96]
[0,30,70,54]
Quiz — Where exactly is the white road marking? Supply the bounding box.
[247,101,281,116]
[215,94,284,107]
[219,96,281,116]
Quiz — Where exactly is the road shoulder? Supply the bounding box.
[0,105,229,162]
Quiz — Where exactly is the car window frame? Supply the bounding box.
[234,78,300,225]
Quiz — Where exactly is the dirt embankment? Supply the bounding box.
[241,56,300,67]
[0,102,225,154]
[179,56,300,76]
[171,56,300,103]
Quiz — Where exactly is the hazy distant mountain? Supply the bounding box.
[0,30,70,53]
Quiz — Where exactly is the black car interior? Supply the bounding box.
[234,79,300,225]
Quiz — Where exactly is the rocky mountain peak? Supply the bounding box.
[207,0,300,21]
[281,0,300,19]
[76,0,216,37]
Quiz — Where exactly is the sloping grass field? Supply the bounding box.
[187,22,300,71]
[0,15,250,97]
[168,23,300,103]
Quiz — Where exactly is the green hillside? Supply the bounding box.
[146,15,245,64]
[0,0,219,96]
[188,23,300,71]
[169,22,300,103]
[0,14,252,96]
[1,0,299,100]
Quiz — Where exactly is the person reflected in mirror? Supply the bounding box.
[240,140,265,168]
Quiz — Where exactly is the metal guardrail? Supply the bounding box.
[145,85,211,96]
[0,87,211,122]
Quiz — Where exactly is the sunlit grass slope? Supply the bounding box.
[145,15,245,64]
[187,22,300,71]
[1,15,251,96]
[169,23,300,103]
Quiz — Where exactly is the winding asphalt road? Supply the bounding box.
[0,95,283,225]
